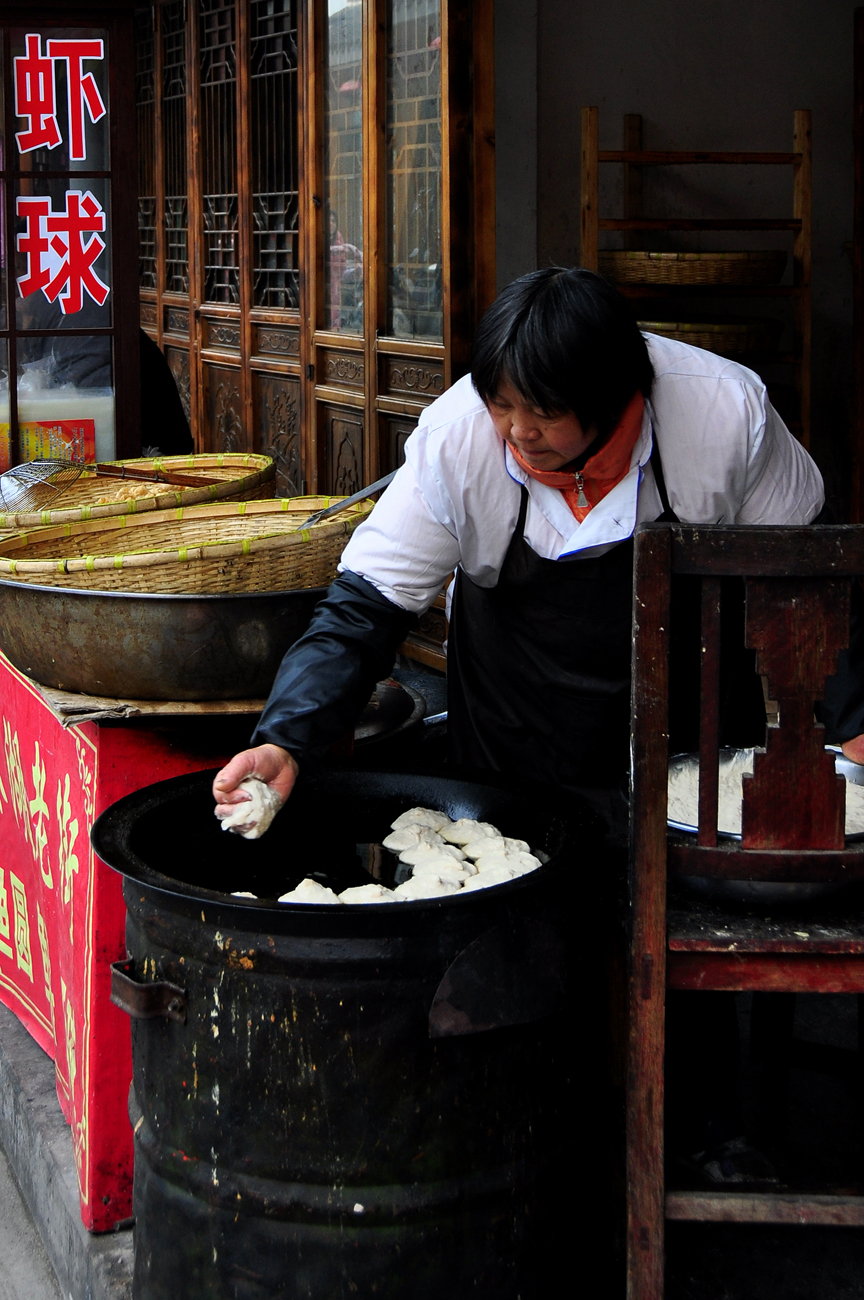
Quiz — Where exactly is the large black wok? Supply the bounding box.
[90,765,593,934]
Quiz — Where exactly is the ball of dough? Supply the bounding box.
[461,864,520,891]
[216,776,283,840]
[382,825,441,852]
[439,818,499,845]
[391,807,451,832]
[338,883,396,904]
[278,878,341,904]
[410,859,471,885]
[392,875,461,900]
[398,840,464,866]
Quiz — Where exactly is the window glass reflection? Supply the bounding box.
[324,1,363,333]
[385,0,442,342]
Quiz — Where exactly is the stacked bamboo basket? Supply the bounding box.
[0,495,374,593]
[598,250,787,286]
[0,452,275,531]
[0,455,374,593]
[599,249,788,359]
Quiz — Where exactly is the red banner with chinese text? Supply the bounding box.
[0,656,132,1230]
[0,652,229,1231]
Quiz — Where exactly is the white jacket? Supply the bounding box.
[340,332,824,614]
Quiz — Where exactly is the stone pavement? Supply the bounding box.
[0,1139,62,1300]
[0,1001,132,1300]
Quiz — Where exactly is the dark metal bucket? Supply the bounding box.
[92,768,601,1299]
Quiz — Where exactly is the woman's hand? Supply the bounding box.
[212,744,300,824]
[841,735,864,765]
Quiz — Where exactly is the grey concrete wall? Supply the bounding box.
[496,0,861,503]
[493,0,539,288]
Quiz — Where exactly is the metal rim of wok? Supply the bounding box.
[90,767,584,929]
[0,573,328,604]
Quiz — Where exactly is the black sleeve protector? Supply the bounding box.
[250,570,417,764]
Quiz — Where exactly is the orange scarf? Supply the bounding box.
[509,392,645,522]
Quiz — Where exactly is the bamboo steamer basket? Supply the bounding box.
[0,453,275,532]
[599,249,787,286]
[0,496,374,594]
[638,317,782,356]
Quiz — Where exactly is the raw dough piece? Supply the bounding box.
[439,818,499,845]
[473,848,541,874]
[410,859,472,885]
[278,878,340,904]
[398,841,464,866]
[392,875,461,900]
[338,884,396,904]
[382,825,440,852]
[217,776,283,840]
[382,806,543,899]
[391,807,451,832]
[460,833,504,860]
[461,864,521,891]
[499,837,531,854]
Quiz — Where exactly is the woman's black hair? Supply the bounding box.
[471,266,654,438]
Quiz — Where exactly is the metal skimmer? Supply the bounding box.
[292,471,397,530]
[0,459,83,513]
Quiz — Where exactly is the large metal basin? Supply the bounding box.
[668,746,864,903]
[0,577,326,700]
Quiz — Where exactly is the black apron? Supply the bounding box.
[447,448,764,796]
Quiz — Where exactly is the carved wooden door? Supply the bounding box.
[136,0,493,494]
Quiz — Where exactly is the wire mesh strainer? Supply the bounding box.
[0,459,83,512]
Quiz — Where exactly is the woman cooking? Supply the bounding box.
[213,265,861,833]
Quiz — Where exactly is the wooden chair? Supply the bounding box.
[626,522,864,1300]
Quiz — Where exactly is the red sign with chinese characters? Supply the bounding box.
[15,33,106,159]
[0,653,132,1230]
[14,33,110,316]
[0,653,228,1232]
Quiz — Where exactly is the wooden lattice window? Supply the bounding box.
[200,0,238,305]
[136,8,157,291]
[385,0,442,342]
[136,0,494,498]
[251,0,299,311]
[162,0,188,296]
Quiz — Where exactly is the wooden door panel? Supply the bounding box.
[165,347,192,426]
[251,325,301,363]
[200,317,242,354]
[319,403,365,495]
[378,350,445,403]
[381,412,418,472]
[202,362,245,452]
[318,345,367,393]
[163,304,191,340]
[253,371,303,496]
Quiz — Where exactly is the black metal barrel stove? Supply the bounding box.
[92,767,600,1299]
